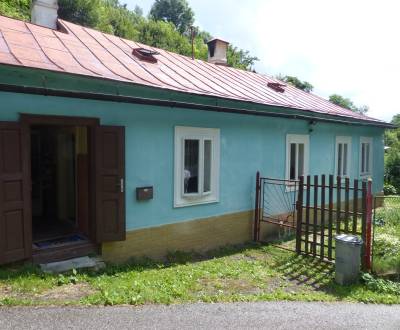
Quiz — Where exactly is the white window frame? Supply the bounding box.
[174,126,220,207]
[335,136,352,178]
[285,134,310,189]
[359,136,373,177]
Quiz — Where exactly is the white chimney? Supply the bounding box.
[207,38,229,66]
[31,0,58,29]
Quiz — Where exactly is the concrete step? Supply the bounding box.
[40,256,106,274]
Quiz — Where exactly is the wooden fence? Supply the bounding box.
[295,175,373,269]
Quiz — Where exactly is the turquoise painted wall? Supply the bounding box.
[0,91,384,231]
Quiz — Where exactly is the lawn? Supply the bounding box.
[0,242,399,306]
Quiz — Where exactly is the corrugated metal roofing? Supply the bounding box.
[0,15,385,124]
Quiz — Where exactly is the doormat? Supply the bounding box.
[34,234,87,249]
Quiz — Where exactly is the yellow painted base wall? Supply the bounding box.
[102,192,383,263]
[102,210,254,263]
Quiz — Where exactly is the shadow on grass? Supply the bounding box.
[275,253,335,291]
[274,253,382,301]
[278,254,334,289]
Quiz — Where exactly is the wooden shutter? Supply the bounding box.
[0,122,31,264]
[95,126,126,242]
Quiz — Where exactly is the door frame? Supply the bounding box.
[20,114,100,245]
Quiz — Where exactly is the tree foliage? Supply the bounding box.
[384,115,400,193]
[329,94,369,115]
[149,0,194,34]
[227,46,259,71]
[0,0,30,20]
[276,75,313,92]
[58,0,101,28]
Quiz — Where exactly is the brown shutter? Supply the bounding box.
[0,122,31,264]
[95,126,125,242]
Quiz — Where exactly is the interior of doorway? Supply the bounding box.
[31,125,90,246]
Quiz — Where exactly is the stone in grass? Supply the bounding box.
[40,256,104,274]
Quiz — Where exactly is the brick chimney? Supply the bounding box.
[207,38,229,66]
[31,0,58,29]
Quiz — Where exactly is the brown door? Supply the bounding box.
[95,126,125,242]
[0,122,31,264]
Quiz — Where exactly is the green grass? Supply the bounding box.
[1,242,399,306]
[373,197,400,277]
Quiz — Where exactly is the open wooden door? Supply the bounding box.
[0,122,31,264]
[95,126,126,242]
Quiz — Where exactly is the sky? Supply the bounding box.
[124,0,400,122]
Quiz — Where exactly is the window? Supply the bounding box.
[335,136,351,177]
[286,134,309,182]
[174,126,220,207]
[360,137,373,176]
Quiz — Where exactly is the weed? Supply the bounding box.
[362,273,400,295]
[56,269,79,286]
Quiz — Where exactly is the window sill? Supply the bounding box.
[174,197,219,208]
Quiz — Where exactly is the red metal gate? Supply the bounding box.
[253,172,298,243]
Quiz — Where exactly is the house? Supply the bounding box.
[0,1,392,265]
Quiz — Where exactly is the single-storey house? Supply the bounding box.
[0,1,392,264]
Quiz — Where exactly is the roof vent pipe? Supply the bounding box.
[207,38,229,66]
[31,0,59,29]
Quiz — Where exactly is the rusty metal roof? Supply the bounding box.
[0,15,385,124]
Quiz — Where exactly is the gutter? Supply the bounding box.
[0,83,394,129]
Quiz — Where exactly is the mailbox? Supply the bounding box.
[136,186,153,201]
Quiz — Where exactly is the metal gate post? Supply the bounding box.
[365,179,373,271]
[253,171,260,241]
[296,176,304,254]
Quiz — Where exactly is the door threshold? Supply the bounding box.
[32,237,99,264]
[33,233,89,251]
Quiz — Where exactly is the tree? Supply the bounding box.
[381,115,400,193]
[58,0,102,28]
[149,0,194,34]
[227,46,259,71]
[329,94,354,110]
[329,94,369,115]
[390,114,400,127]
[0,0,30,20]
[276,75,313,92]
[136,19,192,55]
[99,1,142,39]
[133,5,143,17]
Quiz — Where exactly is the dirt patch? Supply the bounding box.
[229,255,259,262]
[36,283,96,302]
[197,277,273,296]
[0,285,13,299]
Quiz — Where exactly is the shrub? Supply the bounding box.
[374,234,400,257]
[384,183,397,195]
[362,273,400,294]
